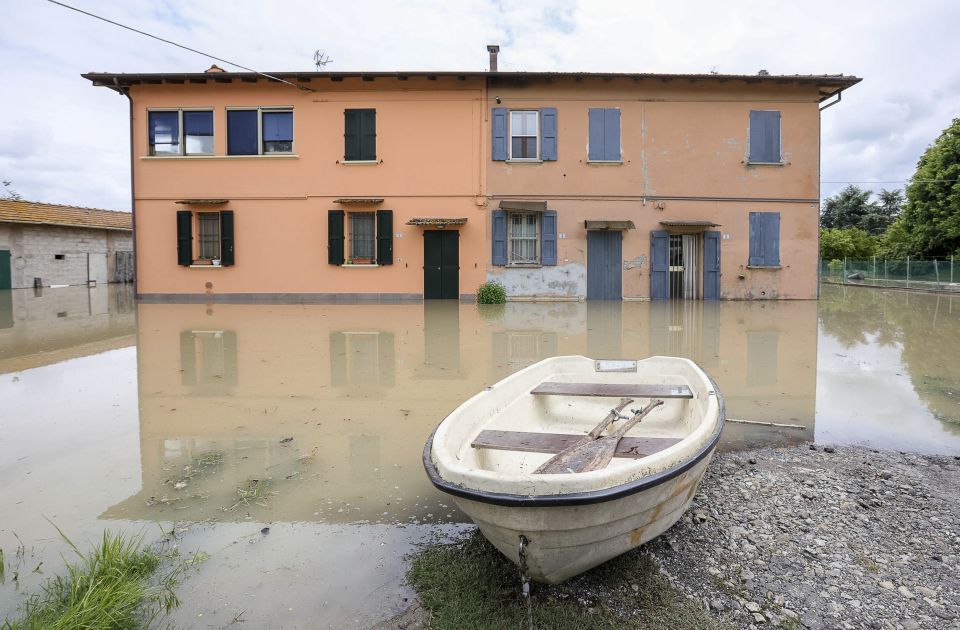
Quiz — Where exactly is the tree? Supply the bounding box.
[819,227,878,261]
[820,184,874,231]
[861,188,902,236]
[882,117,960,257]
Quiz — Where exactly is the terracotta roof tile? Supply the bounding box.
[0,199,131,231]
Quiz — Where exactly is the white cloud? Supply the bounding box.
[1,0,958,209]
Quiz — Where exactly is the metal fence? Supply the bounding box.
[820,257,960,293]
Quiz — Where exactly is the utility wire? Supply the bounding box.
[46,0,313,92]
[822,180,960,184]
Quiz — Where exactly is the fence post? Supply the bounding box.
[873,256,876,280]
[952,255,954,285]
[935,259,941,290]
[843,257,847,283]
[907,256,910,288]
[884,258,888,283]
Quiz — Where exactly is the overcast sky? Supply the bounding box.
[1,0,958,211]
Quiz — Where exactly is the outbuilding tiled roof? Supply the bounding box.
[0,199,131,231]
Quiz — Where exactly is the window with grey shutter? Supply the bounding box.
[588,108,620,161]
[748,211,781,267]
[748,110,781,163]
[345,109,376,161]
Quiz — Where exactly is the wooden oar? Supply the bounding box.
[535,399,664,474]
[532,398,633,474]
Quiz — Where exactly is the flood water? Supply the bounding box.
[1,283,959,627]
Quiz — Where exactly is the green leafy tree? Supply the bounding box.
[820,184,874,230]
[882,117,960,257]
[819,227,878,261]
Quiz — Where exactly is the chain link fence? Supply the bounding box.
[821,257,960,293]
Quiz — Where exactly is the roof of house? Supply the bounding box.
[0,199,131,231]
[82,70,861,101]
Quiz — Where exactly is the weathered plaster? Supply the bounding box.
[487,262,586,298]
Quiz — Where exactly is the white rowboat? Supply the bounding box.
[423,355,724,584]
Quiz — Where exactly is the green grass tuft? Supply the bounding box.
[408,532,729,630]
[1,529,190,630]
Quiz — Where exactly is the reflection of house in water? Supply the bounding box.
[0,284,135,374]
[107,299,817,525]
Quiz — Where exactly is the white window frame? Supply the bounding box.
[196,211,222,262]
[225,106,295,156]
[507,211,540,265]
[147,107,215,156]
[508,110,540,161]
[347,211,377,263]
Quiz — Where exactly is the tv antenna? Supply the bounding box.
[314,50,334,70]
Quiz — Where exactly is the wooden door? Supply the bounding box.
[424,231,459,299]
[586,231,622,300]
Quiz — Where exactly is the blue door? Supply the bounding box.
[703,231,721,300]
[587,231,622,300]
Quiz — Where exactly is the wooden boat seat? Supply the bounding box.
[530,382,693,398]
[471,430,683,460]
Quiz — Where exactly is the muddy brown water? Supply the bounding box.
[1,283,958,627]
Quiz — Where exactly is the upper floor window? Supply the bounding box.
[748,110,781,164]
[227,107,293,156]
[588,108,621,162]
[509,111,539,160]
[148,109,213,156]
[344,109,377,161]
[492,108,557,161]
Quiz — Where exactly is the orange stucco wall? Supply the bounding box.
[484,78,823,299]
[128,75,826,300]
[130,77,487,298]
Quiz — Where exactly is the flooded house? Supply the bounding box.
[0,199,132,290]
[83,48,858,302]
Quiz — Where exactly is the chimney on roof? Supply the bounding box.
[487,45,500,72]
[205,64,226,73]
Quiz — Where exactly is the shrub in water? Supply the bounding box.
[476,281,506,304]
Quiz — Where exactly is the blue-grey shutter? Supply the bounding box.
[703,231,721,300]
[749,212,764,266]
[492,210,507,265]
[604,108,620,160]
[588,109,605,161]
[540,107,557,160]
[749,110,781,163]
[763,212,780,266]
[491,107,507,161]
[220,210,235,266]
[541,210,557,266]
[227,110,258,155]
[183,111,213,137]
[650,231,669,300]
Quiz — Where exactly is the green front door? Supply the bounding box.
[0,250,11,290]
[423,231,459,299]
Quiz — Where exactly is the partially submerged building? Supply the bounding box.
[83,49,858,301]
[0,199,132,290]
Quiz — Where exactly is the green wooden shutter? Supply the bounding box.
[176,210,193,266]
[344,110,360,161]
[220,210,235,266]
[376,209,393,265]
[328,210,345,264]
[361,109,376,160]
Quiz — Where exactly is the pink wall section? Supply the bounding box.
[131,77,486,297]
[128,75,829,300]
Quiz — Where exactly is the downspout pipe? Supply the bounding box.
[114,77,137,296]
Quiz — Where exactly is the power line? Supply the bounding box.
[45,0,312,92]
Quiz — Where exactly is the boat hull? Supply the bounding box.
[451,449,714,583]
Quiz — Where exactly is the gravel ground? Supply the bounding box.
[646,444,960,629]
